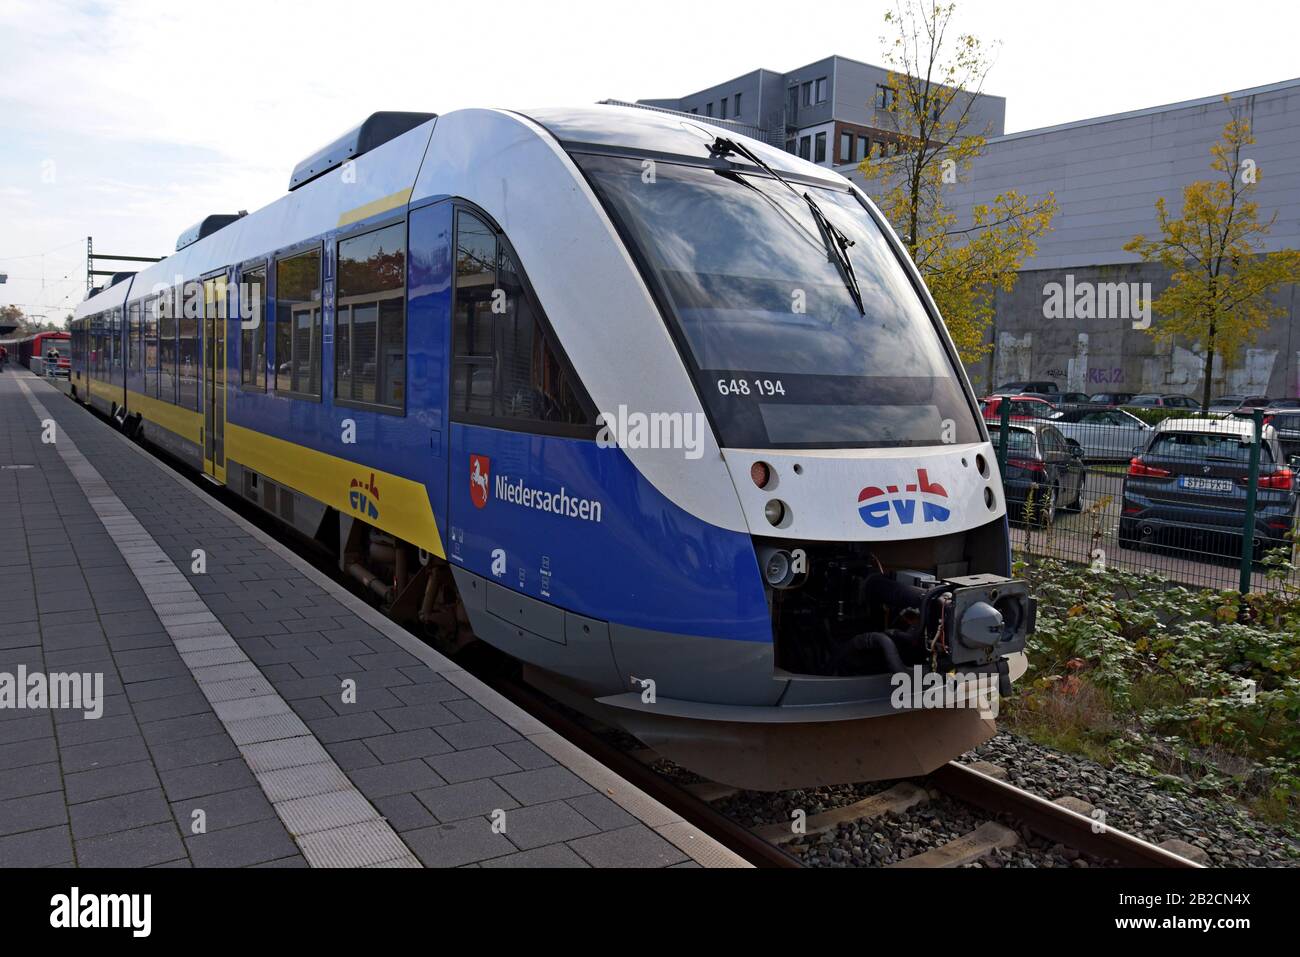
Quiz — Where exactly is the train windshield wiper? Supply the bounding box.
[710,136,865,316]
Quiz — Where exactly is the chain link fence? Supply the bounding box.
[990,404,1300,594]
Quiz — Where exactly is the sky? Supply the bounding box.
[3,0,1299,320]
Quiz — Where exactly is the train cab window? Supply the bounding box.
[239,265,266,391]
[450,209,591,431]
[335,224,404,411]
[143,297,159,396]
[275,247,322,399]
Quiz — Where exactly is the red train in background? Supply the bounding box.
[0,330,71,376]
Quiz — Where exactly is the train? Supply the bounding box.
[68,106,1032,790]
[1,330,71,376]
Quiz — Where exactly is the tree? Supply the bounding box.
[860,0,1057,361]
[1125,98,1300,410]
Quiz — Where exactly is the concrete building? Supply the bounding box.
[638,54,1006,166]
[838,77,1300,399]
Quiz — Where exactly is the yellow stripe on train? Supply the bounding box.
[225,422,445,558]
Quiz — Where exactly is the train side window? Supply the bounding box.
[240,265,267,391]
[143,297,159,396]
[160,292,178,403]
[178,296,200,411]
[335,223,405,412]
[275,247,322,399]
[127,300,141,377]
[450,210,593,431]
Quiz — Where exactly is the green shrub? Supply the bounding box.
[1008,557,1300,825]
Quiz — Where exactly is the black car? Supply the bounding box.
[1119,418,1298,558]
[1090,391,1135,405]
[1265,410,1300,460]
[991,422,1086,525]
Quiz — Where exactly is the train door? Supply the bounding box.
[202,274,227,482]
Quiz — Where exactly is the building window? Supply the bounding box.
[705,102,713,116]
[815,77,828,104]
[275,246,322,398]
[799,136,811,160]
[839,132,852,163]
[876,84,896,110]
[801,82,812,107]
[335,222,406,411]
[814,132,827,164]
[240,265,266,390]
[451,209,590,429]
[690,107,698,114]
[733,92,741,118]
[720,97,728,120]
[858,135,870,161]
[786,139,797,155]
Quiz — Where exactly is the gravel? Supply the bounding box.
[962,731,1300,867]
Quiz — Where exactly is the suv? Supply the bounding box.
[1120,418,1298,558]
[1127,393,1201,410]
[994,380,1060,395]
[981,395,1059,422]
[1209,395,1270,413]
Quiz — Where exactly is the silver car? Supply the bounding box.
[1041,406,1154,462]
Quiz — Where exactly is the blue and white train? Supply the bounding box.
[70,107,1031,789]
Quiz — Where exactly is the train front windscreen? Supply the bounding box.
[577,153,981,451]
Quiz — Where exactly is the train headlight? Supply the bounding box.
[764,499,787,527]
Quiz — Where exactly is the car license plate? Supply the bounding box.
[1180,476,1234,493]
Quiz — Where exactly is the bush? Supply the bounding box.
[1007,557,1300,823]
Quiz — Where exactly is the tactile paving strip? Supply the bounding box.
[16,378,422,869]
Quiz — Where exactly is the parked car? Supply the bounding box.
[1056,392,1092,406]
[1090,392,1136,405]
[1119,417,1298,559]
[994,380,1060,395]
[1209,394,1271,413]
[1126,393,1201,410]
[981,394,1059,422]
[1049,406,1154,462]
[990,422,1086,524]
[1267,397,1300,410]
[1264,410,1300,460]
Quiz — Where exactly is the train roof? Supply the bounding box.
[74,105,852,322]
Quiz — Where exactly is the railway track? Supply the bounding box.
[602,741,1206,869]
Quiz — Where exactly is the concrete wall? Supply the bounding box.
[844,77,1300,400]
[965,261,1300,401]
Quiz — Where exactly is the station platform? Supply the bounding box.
[0,368,742,869]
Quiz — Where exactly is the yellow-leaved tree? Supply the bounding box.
[860,0,1057,362]
[1125,97,1300,410]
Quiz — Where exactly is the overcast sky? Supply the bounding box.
[3,0,1298,319]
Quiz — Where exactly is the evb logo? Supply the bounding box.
[858,469,951,528]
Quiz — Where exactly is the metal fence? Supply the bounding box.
[991,404,1300,594]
